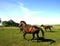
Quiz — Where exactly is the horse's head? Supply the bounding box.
[18,21,26,31]
[41,25,44,27]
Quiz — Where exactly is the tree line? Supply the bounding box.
[2,20,19,27]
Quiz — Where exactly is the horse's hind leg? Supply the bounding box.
[45,28,47,32]
[31,33,35,40]
[36,32,39,39]
[49,28,52,32]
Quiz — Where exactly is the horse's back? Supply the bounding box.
[46,25,53,28]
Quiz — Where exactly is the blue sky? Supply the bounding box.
[0,0,60,24]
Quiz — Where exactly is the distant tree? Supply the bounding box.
[2,19,19,27]
[2,21,9,26]
[8,20,15,26]
[0,18,1,23]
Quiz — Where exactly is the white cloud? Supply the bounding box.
[19,2,41,17]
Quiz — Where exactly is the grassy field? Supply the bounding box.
[0,25,60,46]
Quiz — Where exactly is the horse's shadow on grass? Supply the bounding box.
[32,37,56,44]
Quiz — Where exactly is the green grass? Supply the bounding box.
[0,25,60,46]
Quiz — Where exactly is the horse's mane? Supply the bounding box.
[20,21,40,29]
[21,21,27,25]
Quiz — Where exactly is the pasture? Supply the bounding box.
[0,25,60,46]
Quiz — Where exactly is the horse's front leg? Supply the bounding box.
[23,32,26,39]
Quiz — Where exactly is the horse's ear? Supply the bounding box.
[41,24,43,26]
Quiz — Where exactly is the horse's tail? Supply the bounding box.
[39,28,44,38]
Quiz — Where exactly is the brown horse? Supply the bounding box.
[41,25,53,32]
[18,21,44,40]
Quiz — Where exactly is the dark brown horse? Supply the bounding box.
[41,25,53,32]
[18,21,44,40]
